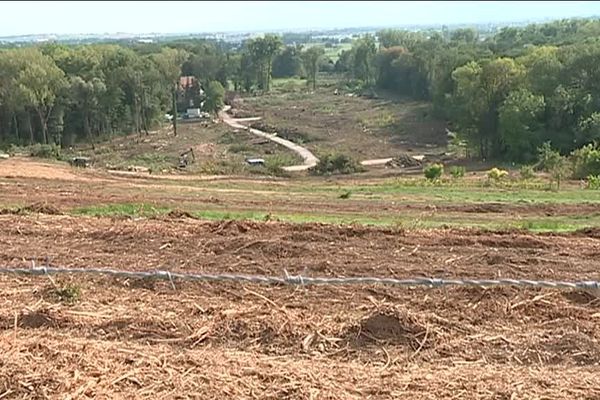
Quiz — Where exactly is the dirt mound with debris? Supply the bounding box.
[165,209,197,219]
[0,202,62,215]
[385,153,422,168]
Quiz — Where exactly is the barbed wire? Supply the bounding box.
[0,266,598,291]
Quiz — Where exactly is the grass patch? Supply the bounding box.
[65,202,600,233]
[73,203,171,218]
[46,284,81,304]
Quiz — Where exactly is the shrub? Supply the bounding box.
[571,142,600,179]
[6,144,25,156]
[488,167,509,181]
[28,143,61,159]
[423,163,444,181]
[587,175,600,190]
[536,141,562,172]
[519,165,535,180]
[547,156,570,191]
[339,190,352,199]
[309,154,365,176]
[49,284,81,304]
[449,165,466,179]
[262,156,288,177]
[229,143,251,153]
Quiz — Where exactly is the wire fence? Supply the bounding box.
[0,266,599,291]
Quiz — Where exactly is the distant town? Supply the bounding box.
[0,16,581,45]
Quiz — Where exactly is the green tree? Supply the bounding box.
[272,45,303,78]
[203,80,225,115]
[352,35,377,85]
[499,89,545,161]
[151,48,189,136]
[247,35,282,91]
[301,46,325,90]
[17,49,66,144]
[451,58,524,159]
[69,76,106,140]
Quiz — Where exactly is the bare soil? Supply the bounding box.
[1,158,600,398]
[238,88,448,160]
[0,214,600,398]
[1,158,597,220]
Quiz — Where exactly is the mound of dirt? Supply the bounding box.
[208,219,263,235]
[385,154,422,168]
[166,210,197,219]
[574,227,600,238]
[0,202,62,215]
[345,307,430,349]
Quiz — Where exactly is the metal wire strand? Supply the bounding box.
[0,266,598,290]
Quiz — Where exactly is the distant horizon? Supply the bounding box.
[1,1,600,38]
[0,15,594,40]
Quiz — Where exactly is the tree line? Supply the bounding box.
[335,18,600,162]
[0,34,333,148]
[4,17,600,164]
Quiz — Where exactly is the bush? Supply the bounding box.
[339,190,352,199]
[571,142,600,179]
[488,167,509,181]
[6,144,25,156]
[229,143,251,153]
[423,163,444,181]
[587,175,600,190]
[309,154,365,175]
[264,156,291,177]
[449,165,466,179]
[549,157,571,191]
[28,143,61,159]
[536,141,562,172]
[519,165,536,180]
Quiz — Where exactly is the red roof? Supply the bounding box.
[179,76,196,89]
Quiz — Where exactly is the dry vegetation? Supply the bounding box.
[238,82,448,160]
[1,82,600,398]
[1,213,600,398]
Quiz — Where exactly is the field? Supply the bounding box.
[1,155,600,398]
[2,79,600,398]
[239,79,447,161]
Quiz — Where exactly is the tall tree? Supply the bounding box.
[301,46,325,90]
[17,49,66,144]
[499,89,546,161]
[352,35,377,85]
[203,80,225,115]
[246,35,282,91]
[151,48,189,136]
[273,45,303,78]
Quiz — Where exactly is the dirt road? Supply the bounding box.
[221,106,319,171]
[220,106,422,171]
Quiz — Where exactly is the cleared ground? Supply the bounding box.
[238,82,448,161]
[1,157,600,398]
[3,157,600,231]
[1,215,600,399]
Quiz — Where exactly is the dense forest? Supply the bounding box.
[3,18,600,165]
[338,19,600,162]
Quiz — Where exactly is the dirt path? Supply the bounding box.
[221,106,319,172]
[221,106,422,171]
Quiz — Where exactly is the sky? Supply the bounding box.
[1,1,600,36]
